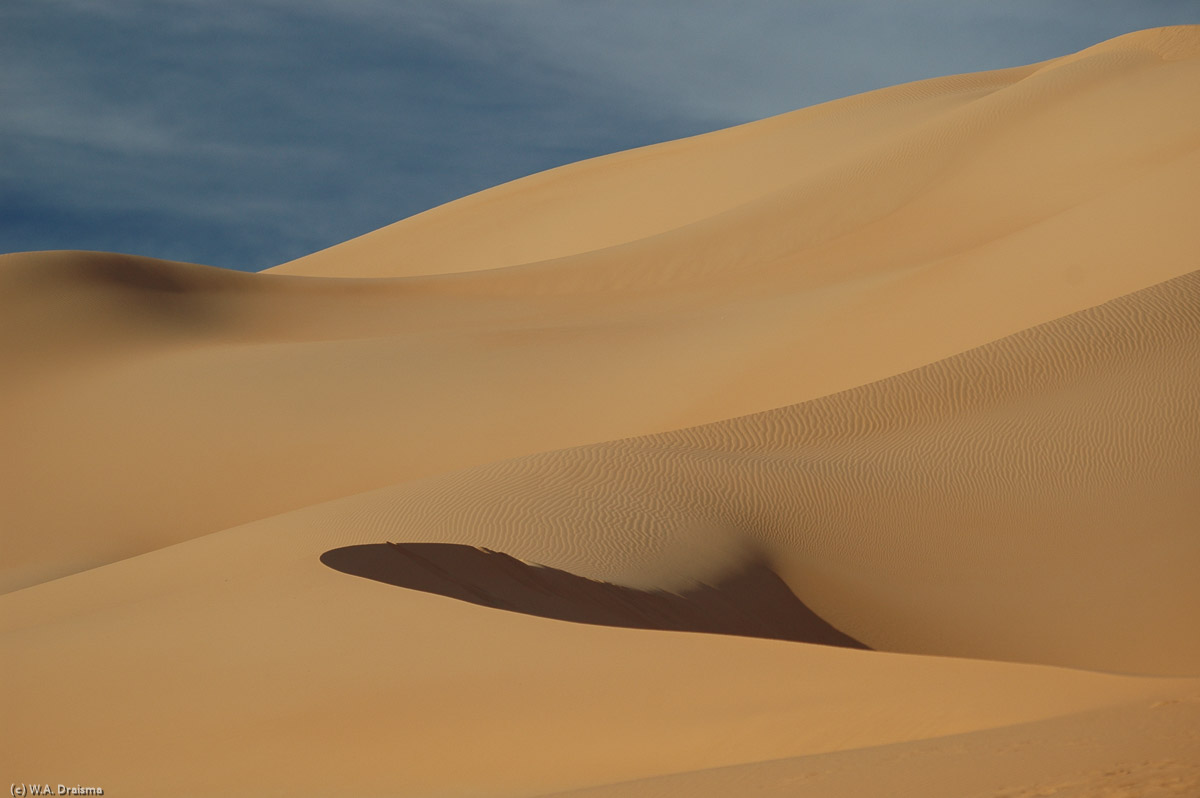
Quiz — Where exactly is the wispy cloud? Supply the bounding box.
[1,1,1194,270]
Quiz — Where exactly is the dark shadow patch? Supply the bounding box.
[320,542,867,649]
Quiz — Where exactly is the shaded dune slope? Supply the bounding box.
[311,269,1200,676]
[3,27,1199,593]
[321,542,867,648]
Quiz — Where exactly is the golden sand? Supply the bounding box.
[3,26,1198,797]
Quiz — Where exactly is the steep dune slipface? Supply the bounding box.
[320,542,869,649]
[3,28,1199,593]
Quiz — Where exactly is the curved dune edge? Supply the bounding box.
[320,542,868,649]
[289,267,1200,676]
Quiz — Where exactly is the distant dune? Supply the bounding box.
[2,26,1198,798]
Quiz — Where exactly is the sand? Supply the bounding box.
[2,25,1198,798]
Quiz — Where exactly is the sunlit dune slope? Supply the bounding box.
[3,27,1199,594]
[538,697,1200,798]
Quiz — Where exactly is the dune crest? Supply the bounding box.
[270,25,1200,280]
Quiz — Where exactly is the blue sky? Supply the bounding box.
[2,1,1195,272]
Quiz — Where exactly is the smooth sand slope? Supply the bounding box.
[2,25,1199,798]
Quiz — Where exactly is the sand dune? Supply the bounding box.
[1,521,1195,796]
[303,268,1200,675]
[271,25,1200,281]
[5,27,1200,595]
[2,25,1199,798]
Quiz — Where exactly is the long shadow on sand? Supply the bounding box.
[320,542,867,649]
